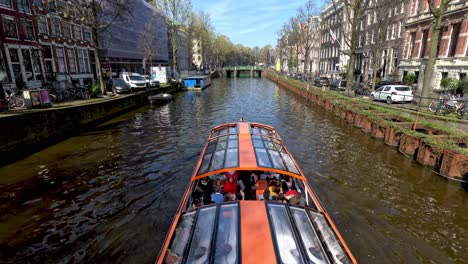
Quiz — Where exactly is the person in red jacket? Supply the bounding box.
[223,171,237,195]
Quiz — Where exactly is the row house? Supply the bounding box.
[0,0,96,91]
[399,0,468,92]
[356,0,408,82]
[319,0,350,78]
[35,0,95,86]
[1,0,46,90]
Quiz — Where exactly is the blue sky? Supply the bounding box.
[192,0,325,48]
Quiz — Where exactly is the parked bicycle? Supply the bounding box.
[428,93,462,115]
[4,90,25,109]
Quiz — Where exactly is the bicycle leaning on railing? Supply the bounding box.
[428,93,467,119]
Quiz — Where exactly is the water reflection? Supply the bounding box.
[0,78,466,264]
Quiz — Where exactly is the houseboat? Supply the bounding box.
[182,75,211,91]
[156,121,357,264]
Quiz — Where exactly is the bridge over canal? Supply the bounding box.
[223,66,264,78]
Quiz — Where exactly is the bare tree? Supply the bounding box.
[73,0,136,94]
[152,0,192,79]
[367,0,406,90]
[190,11,214,70]
[296,0,319,76]
[421,0,453,102]
[331,0,371,93]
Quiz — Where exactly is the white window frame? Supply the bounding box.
[0,0,13,9]
[38,16,48,35]
[67,47,77,73]
[2,15,18,39]
[56,47,67,73]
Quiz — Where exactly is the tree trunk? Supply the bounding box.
[171,24,178,79]
[345,13,359,94]
[91,1,105,95]
[371,47,381,90]
[422,5,445,103]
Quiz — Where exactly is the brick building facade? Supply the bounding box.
[399,0,468,91]
[0,0,96,91]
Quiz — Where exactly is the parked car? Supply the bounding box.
[329,80,347,91]
[106,78,132,94]
[119,72,147,90]
[143,75,160,88]
[314,77,330,87]
[373,80,395,89]
[370,85,413,104]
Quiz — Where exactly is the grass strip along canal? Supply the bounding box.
[266,71,468,191]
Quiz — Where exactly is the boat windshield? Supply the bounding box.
[162,202,351,264]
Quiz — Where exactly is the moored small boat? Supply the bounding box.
[156,121,357,264]
[182,75,211,91]
[149,93,172,104]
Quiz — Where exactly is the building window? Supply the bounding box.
[42,45,54,76]
[38,16,48,35]
[73,25,82,40]
[393,48,399,68]
[33,0,43,7]
[0,50,7,82]
[67,48,77,73]
[51,18,61,36]
[77,49,89,73]
[83,27,92,42]
[436,27,446,57]
[63,22,71,38]
[48,0,56,12]
[0,0,12,8]
[409,32,416,58]
[2,16,18,39]
[448,23,460,57]
[420,30,428,58]
[22,19,35,40]
[56,47,67,73]
[17,0,30,13]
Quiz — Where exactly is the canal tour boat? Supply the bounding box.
[156,121,357,264]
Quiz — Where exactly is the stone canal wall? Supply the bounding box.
[265,72,468,188]
[0,85,180,165]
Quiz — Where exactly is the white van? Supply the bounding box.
[119,72,147,90]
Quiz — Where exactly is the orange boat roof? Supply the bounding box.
[192,122,305,181]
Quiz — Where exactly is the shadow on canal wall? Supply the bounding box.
[265,72,468,190]
[0,85,181,167]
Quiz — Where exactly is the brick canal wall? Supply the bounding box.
[0,85,180,165]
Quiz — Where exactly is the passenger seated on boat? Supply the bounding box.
[211,187,224,203]
[268,180,283,199]
[212,176,224,193]
[192,198,201,208]
[224,192,236,201]
[193,178,213,205]
[281,176,296,193]
[262,189,271,200]
[249,172,259,199]
[236,179,245,200]
[265,174,276,184]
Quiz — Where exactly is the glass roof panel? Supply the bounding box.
[205,142,216,154]
[198,153,212,174]
[267,203,304,264]
[269,150,286,170]
[216,140,227,151]
[228,127,238,134]
[282,153,299,174]
[309,211,352,264]
[186,207,217,263]
[224,148,238,168]
[166,211,196,260]
[227,139,237,149]
[290,207,328,264]
[255,148,272,167]
[210,150,225,171]
[214,204,239,264]
[253,138,264,148]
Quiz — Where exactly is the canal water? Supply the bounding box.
[0,78,466,264]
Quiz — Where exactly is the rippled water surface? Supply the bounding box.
[0,78,467,264]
